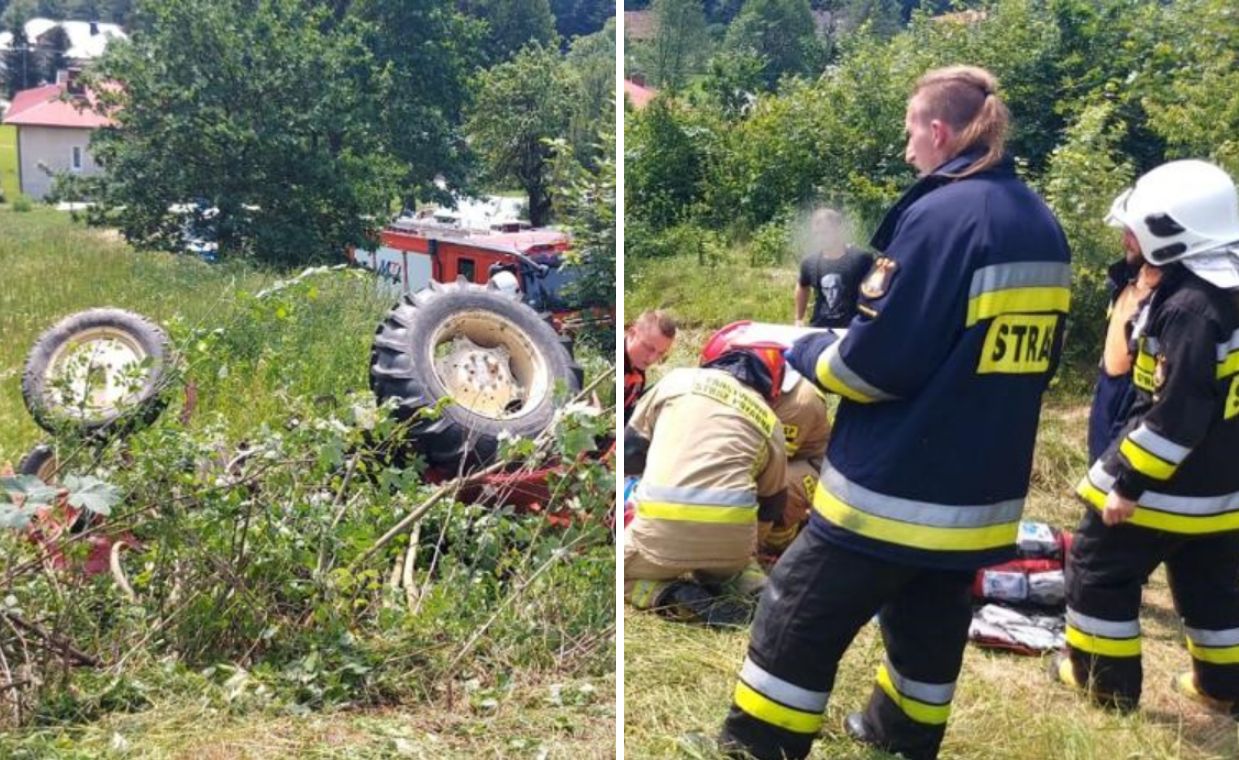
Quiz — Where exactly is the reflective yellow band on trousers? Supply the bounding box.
[876,663,951,725]
[636,500,756,525]
[733,681,824,734]
[812,483,1019,552]
[1187,639,1239,664]
[1185,626,1239,664]
[628,579,666,610]
[965,286,1071,327]
[1066,624,1141,657]
[1119,438,1178,480]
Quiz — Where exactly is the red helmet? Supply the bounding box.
[700,321,787,402]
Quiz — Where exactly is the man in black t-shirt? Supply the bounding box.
[795,246,874,328]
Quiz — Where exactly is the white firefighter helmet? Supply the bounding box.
[1106,160,1239,287]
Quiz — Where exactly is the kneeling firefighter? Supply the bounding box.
[623,343,789,626]
[717,65,1071,760]
[701,324,832,556]
[1054,159,1239,716]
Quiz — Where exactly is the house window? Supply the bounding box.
[71,146,82,171]
[458,258,476,282]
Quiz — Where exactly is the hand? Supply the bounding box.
[1102,490,1137,526]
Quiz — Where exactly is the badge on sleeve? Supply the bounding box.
[1154,355,1169,391]
[860,257,898,300]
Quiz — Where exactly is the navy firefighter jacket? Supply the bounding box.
[1077,265,1239,534]
[786,151,1072,570]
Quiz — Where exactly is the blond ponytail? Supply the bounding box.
[912,65,1010,179]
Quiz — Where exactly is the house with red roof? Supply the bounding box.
[624,78,657,110]
[1,71,114,200]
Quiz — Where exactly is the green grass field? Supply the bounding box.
[0,206,615,758]
[624,253,1239,759]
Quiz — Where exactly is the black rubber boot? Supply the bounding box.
[654,581,752,628]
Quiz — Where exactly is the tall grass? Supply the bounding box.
[0,207,390,462]
[0,208,616,758]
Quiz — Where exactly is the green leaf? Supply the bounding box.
[62,475,123,516]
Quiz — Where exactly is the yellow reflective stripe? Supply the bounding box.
[812,485,1018,552]
[1076,477,1106,509]
[636,500,755,525]
[814,355,878,403]
[1066,625,1141,657]
[1119,438,1177,480]
[1077,478,1239,534]
[876,663,950,725]
[1187,639,1239,665]
[1218,352,1239,379]
[965,286,1071,327]
[733,681,824,735]
[629,580,665,610]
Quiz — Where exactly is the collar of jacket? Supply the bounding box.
[869,149,1013,252]
[1106,258,1140,297]
[1146,263,1189,311]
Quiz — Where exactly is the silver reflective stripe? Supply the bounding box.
[822,342,899,401]
[635,482,757,506]
[1067,607,1141,639]
[1088,461,1239,516]
[1086,462,1116,492]
[884,659,955,704]
[1128,424,1190,464]
[740,657,830,712]
[968,261,1072,298]
[820,461,1024,528]
[1217,329,1239,360]
[1186,626,1239,648]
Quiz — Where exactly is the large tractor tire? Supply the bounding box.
[17,444,58,483]
[370,280,583,470]
[22,309,173,436]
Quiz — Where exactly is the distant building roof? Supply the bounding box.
[2,81,115,128]
[0,18,126,60]
[624,10,655,41]
[624,79,657,109]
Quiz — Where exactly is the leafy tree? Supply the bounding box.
[1140,0,1239,176]
[549,0,611,40]
[646,0,708,92]
[724,0,822,89]
[349,0,481,207]
[550,128,615,340]
[465,44,573,226]
[464,0,557,63]
[2,0,38,98]
[1041,100,1134,366]
[699,49,765,118]
[39,22,68,82]
[85,0,403,265]
[565,19,615,169]
[626,98,711,230]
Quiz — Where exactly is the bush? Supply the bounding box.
[11,195,33,212]
[1042,100,1133,368]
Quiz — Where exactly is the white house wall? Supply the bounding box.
[17,126,98,199]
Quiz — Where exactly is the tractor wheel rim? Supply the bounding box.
[428,311,550,420]
[43,327,151,421]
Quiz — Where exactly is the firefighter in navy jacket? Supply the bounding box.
[717,66,1071,760]
[1053,159,1239,716]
